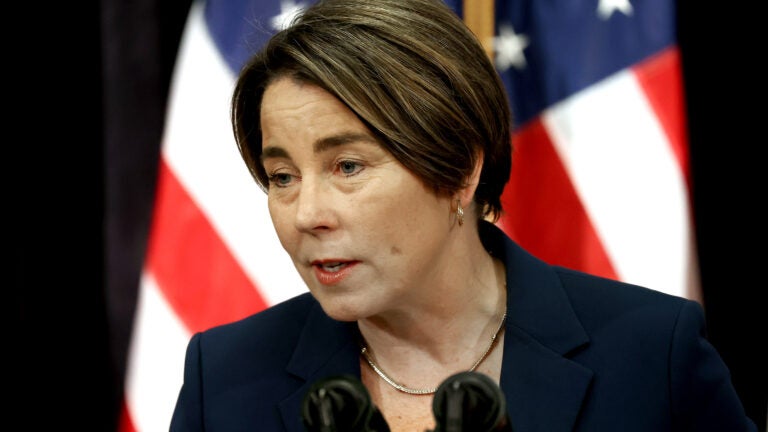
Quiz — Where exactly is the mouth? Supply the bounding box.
[310,259,359,285]
[316,262,348,272]
[312,260,355,272]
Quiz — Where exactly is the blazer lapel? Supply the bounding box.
[491,222,594,432]
[278,302,361,432]
[500,326,592,432]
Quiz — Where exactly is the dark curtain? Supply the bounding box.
[101,0,192,430]
[12,0,765,430]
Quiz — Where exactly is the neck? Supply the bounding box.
[357,248,507,368]
[359,310,506,395]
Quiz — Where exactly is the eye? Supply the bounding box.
[267,172,295,187]
[337,160,363,176]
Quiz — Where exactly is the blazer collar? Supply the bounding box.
[280,222,594,432]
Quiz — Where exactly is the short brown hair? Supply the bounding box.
[231,0,513,221]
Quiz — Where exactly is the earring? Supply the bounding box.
[456,199,464,226]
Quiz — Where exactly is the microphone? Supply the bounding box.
[430,371,512,432]
[301,374,390,432]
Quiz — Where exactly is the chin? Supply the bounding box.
[312,295,367,322]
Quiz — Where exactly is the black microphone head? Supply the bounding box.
[301,374,387,432]
[432,371,510,432]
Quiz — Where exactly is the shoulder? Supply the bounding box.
[485,219,697,347]
[555,265,688,309]
[208,291,318,335]
[172,295,339,430]
[191,292,320,368]
[551,266,727,390]
[554,266,695,335]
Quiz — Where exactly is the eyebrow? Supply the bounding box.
[261,132,378,161]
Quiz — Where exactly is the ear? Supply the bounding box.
[456,150,484,210]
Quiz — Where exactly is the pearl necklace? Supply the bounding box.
[360,312,507,395]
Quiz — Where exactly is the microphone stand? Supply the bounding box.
[428,371,513,432]
[301,374,390,432]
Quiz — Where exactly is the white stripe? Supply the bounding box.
[162,0,307,306]
[124,272,190,431]
[543,69,696,298]
[126,3,310,430]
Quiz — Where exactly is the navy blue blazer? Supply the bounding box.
[170,222,755,431]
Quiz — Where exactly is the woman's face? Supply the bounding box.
[260,77,456,321]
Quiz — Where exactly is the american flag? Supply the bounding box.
[119,0,697,430]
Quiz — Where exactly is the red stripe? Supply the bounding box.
[498,120,618,280]
[633,46,690,186]
[118,398,136,432]
[145,158,268,334]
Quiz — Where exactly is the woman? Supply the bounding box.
[169,0,756,431]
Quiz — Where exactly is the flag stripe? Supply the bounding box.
[632,46,700,301]
[124,273,190,431]
[500,121,618,280]
[161,0,307,308]
[540,60,691,297]
[632,46,690,184]
[118,399,136,432]
[146,160,268,333]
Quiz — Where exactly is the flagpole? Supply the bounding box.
[463,0,495,60]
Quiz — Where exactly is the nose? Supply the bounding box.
[293,177,336,233]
